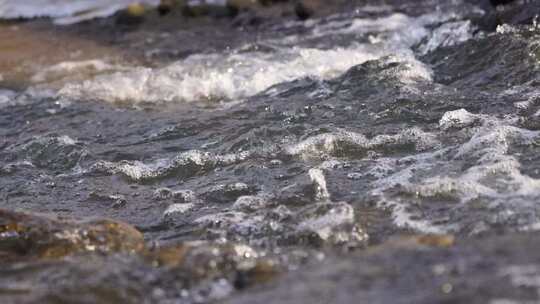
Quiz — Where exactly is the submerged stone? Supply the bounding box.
[116,3,147,25]
[294,0,319,20]
[0,209,145,260]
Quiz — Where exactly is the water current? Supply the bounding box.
[1,0,540,303]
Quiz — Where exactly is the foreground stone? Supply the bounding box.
[0,209,281,303]
[0,209,145,260]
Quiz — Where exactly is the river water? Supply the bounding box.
[1,0,540,303]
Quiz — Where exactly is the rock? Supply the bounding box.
[158,0,187,15]
[490,0,517,6]
[158,0,174,15]
[415,234,455,248]
[234,259,280,289]
[116,3,147,25]
[294,0,322,20]
[127,3,146,16]
[0,209,145,260]
[149,242,279,285]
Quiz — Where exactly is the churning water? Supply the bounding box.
[1,0,540,303]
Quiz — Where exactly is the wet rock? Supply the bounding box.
[0,240,278,304]
[490,0,517,6]
[415,234,455,248]
[127,3,146,16]
[145,242,281,301]
[150,241,279,282]
[234,259,280,289]
[116,3,147,25]
[0,209,144,260]
[294,0,321,20]
[158,0,174,15]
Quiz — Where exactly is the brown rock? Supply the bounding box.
[148,242,280,286]
[416,234,455,248]
[116,3,147,25]
[0,209,145,260]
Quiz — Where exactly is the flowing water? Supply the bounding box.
[1,0,540,303]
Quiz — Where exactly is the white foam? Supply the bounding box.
[163,203,194,217]
[57,45,386,104]
[56,135,77,146]
[46,10,459,105]
[90,150,251,182]
[439,108,480,130]
[286,127,438,160]
[308,168,330,201]
[371,114,540,234]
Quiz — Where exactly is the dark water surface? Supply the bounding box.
[1,0,540,303]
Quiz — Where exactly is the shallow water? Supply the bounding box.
[1,0,540,303]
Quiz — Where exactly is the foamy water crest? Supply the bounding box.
[371,110,540,234]
[34,10,475,105]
